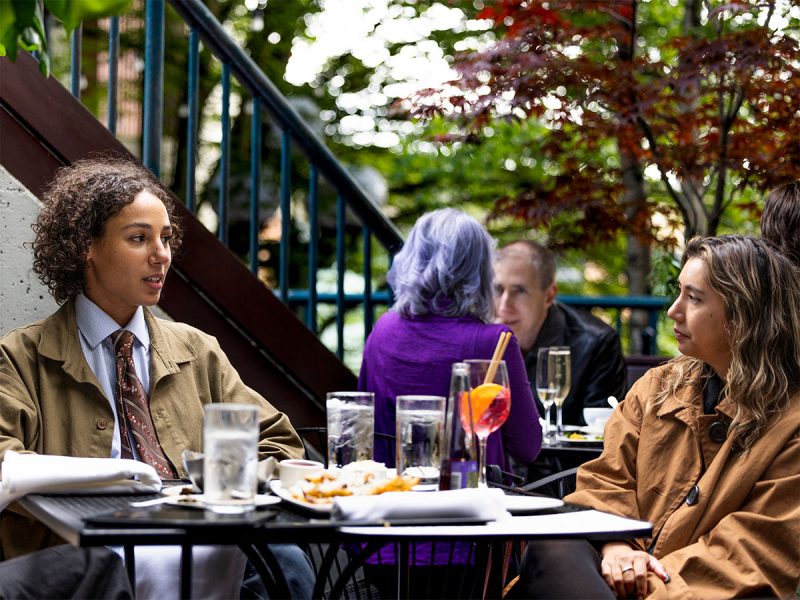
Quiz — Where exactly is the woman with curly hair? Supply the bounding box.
[30,158,184,307]
[0,158,307,598]
[512,235,800,599]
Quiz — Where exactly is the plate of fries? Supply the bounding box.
[269,461,419,513]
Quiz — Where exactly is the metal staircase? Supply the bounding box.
[0,0,672,428]
[0,0,405,425]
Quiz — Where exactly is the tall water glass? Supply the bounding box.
[463,359,511,488]
[396,395,446,487]
[548,347,572,436]
[326,392,374,468]
[203,403,259,513]
[535,347,557,443]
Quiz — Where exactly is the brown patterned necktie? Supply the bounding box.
[111,329,177,478]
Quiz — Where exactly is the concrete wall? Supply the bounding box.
[0,165,58,335]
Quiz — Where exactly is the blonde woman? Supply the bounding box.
[513,235,800,599]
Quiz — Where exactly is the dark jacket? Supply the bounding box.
[526,302,624,425]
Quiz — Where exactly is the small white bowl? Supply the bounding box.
[583,407,614,432]
[279,459,324,489]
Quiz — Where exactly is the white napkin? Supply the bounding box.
[0,451,162,512]
[331,488,509,522]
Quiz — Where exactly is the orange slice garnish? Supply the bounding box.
[461,383,503,423]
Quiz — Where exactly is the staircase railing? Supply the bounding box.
[165,0,404,357]
[62,0,402,364]
[55,0,669,358]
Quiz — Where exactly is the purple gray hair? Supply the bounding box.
[388,208,496,321]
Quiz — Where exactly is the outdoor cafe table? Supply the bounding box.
[18,490,651,598]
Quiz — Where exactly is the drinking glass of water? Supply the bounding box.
[203,403,259,513]
[326,392,374,468]
[395,395,446,488]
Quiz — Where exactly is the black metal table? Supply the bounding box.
[19,490,650,599]
[18,493,362,598]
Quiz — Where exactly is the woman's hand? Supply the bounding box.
[600,542,669,599]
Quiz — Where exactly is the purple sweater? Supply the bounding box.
[358,311,542,473]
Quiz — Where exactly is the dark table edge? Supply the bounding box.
[19,495,651,548]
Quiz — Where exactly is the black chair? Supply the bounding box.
[623,354,670,395]
[294,426,327,464]
[322,540,491,599]
[518,466,580,499]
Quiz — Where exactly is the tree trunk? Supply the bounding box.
[620,151,652,354]
[678,0,708,238]
[615,0,653,354]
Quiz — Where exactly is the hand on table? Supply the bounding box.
[600,542,669,599]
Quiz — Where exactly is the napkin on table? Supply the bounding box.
[0,450,162,512]
[331,487,509,522]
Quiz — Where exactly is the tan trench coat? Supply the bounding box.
[0,301,304,558]
[566,365,800,599]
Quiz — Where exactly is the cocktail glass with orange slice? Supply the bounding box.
[463,359,511,487]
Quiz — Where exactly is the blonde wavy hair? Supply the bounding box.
[652,235,800,451]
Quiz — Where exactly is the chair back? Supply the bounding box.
[518,466,580,499]
[624,355,670,395]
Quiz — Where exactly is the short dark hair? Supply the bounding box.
[495,240,556,289]
[31,158,183,304]
[761,180,800,268]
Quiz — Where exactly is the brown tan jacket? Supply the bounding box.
[0,301,304,558]
[567,365,800,599]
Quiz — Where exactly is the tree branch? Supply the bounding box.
[634,115,694,230]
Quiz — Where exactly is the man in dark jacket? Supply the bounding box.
[494,241,624,426]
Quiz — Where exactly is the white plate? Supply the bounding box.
[269,479,332,513]
[583,427,605,437]
[504,495,563,514]
[555,434,604,444]
[160,486,280,510]
[269,480,563,516]
[162,484,195,496]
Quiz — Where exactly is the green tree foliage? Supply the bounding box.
[409,0,800,249]
[0,0,129,75]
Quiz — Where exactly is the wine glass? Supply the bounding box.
[548,347,572,437]
[463,359,511,487]
[535,347,557,443]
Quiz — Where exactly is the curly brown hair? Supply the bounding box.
[31,158,183,304]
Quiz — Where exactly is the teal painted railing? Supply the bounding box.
[60,0,403,361]
[57,0,669,358]
[166,0,404,359]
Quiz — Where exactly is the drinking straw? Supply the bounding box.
[484,331,511,384]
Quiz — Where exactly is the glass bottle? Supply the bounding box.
[439,362,479,490]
